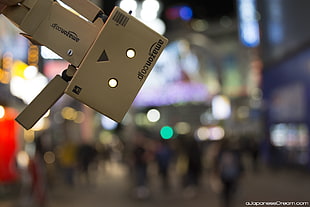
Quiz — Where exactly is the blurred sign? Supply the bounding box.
[238,0,260,47]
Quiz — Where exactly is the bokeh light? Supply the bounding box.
[179,6,193,21]
[119,0,138,16]
[24,65,38,79]
[61,106,77,120]
[196,126,209,141]
[160,126,174,139]
[146,109,160,122]
[191,19,208,32]
[99,131,114,145]
[141,0,160,21]
[101,115,118,130]
[44,151,56,164]
[174,122,191,135]
[212,95,231,120]
[24,130,35,143]
[16,151,30,168]
[209,126,225,140]
[0,105,5,119]
[165,5,193,21]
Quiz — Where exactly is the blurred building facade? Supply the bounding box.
[259,0,310,168]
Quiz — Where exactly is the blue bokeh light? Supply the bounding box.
[179,6,193,21]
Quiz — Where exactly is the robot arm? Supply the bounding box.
[2,0,105,67]
[59,0,103,22]
[1,0,168,130]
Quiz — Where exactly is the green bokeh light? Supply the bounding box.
[160,126,174,139]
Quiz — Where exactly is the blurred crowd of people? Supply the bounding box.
[120,128,257,206]
[4,127,262,207]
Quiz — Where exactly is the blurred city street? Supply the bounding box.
[1,160,310,207]
[43,164,310,207]
[1,0,310,207]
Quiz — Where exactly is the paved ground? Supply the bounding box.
[1,161,310,207]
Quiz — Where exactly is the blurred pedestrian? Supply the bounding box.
[181,135,203,198]
[240,135,260,172]
[27,151,47,207]
[57,139,77,187]
[155,140,173,190]
[77,143,98,184]
[131,131,152,199]
[215,139,243,207]
[186,139,202,186]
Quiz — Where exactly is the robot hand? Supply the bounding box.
[1,0,168,129]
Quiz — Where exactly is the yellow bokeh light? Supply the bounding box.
[12,60,28,79]
[44,151,56,164]
[74,111,85,124]
[61,107,77,120]
[24,129,35,143]
[17,151,30,168]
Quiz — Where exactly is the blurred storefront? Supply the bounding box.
[259,0,310,168]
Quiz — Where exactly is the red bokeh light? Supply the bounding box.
[0,107,19,183]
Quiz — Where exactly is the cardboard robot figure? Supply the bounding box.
[0,0,168,129]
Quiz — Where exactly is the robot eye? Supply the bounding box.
[108,78,118,88]
[126,48,136,58]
